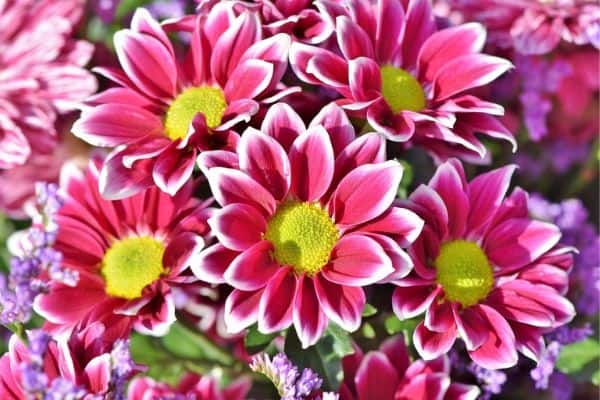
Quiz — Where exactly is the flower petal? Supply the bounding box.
[355,352,399,400]
[314,274,365,332]
[467,305,518,369]
[413,322,457,360]
[224,241,279,291]
[261,103,305,151]
[258,267,296,333]
[224,59,274,101]
[192,244,238,284]
[293,275,328,348]
[209,203,266,252]
[224,289,262,334]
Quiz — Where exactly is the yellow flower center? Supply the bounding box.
[164,86,227,140]
[380,65,426,113]
[101,236,165,300]
[264,201,339,275]
[434,240,493,308]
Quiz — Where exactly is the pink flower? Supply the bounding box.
[339,334,480,400]
[128,374,251,400]
[73,7,292,199]
[0,0,96,169]
[290,0,515,162]
[193,103,423,347]
[392,159,575,369]
[34,158,212,337]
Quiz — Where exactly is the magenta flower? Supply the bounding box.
[392,159,575,369]
[128,374,251,400]
[193,103,423,347]
[290,0,515,162]
[0,0,96,169]
[34,159,212,337]
[339,334,480,400]
[73,7,292,199]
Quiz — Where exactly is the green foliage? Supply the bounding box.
[361,303,378,317]
[245,325,277,355]
[397,160,414,198]
[556,338,600,385]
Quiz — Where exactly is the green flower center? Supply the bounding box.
[264,201,339,275]
[380,65,426,113]
[101,236,165,300]
[164,86,227,140]
[434,240,493,308]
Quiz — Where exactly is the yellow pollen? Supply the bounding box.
[264,201,339,275]
[380,65,426,113]
[164,86,227,140]
[434,240,493,308]
[101,236,165,300]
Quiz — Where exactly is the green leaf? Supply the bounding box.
[115,0,149,20]
[397,160,414,198]
[556,339,600,375]
[326,323,354,358]
[361,323,376,339]
[245,325,277,355]
[362,303,377,317]
[130,333,186,386]
[592,369,600,386]
[161,322,234,366]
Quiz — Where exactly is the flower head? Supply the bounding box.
[392,159,575,369]
[193,103,423,347]
[290,0,515,162]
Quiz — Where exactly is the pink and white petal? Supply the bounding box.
[432,54,512,101]
[396,373,450,400]
[192,244,238,284]
[374,0,404,63]
[293,275,328,348]
[486,287,555,328]
[206,167,277,215]
[238,128,290,200]
[380,335,411,377]
[308,102,355,155]
[133,289,176,336]
[241,33,291,85]
[258,267,296,333]
[406,184,449,239]
[84,354,111,394]
[425,300,455,333]
[208,203,266,252]
[348,57,382,101]
[453,305,489,351]
[444,383,480,400]
[183,16,211,85]
[429,161,469,239]
[400,0,436,68]
[331,133,385,190]
[130,8,174,55]
[417,22,487,82]
[224,241,279,291]
[362,233,413,282]
[219,99,260,130]
[357,206,424,247]
[306,52,350,90]
[392,285,440,320]
[367,102,416,142]
[260,103,305,151]
[224,289,262,334]
[329,161,403,227]
[289,125,335,202]
[314,274,365,332]
[99,148,155,200]
[336,16,375,60]
[467,304,518,369]
[323,234,393,286]
[152,144,196,196]
[224,59,274,101]
[163,232,204,276]
[413,322,457,360]
[485,219,561,272]
[73,104,163,147]
[121,136,172,168]
[458,113,517,152]
[202,1,236,47]
[355,352,400,400]
[197,150,239,175]
[511,322,545,362]
[289,42,331,85]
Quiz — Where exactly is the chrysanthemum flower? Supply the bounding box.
[34,159,212,336]
[128,373,251,400]
[193,103,423,347]
[0,0,96,169]
[339,334,480,400]
[73,7,292,199]
[392,159,575,369]
[290,0,515,162]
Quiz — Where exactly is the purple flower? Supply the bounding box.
[530,341,561,390]
[110,339,135,400]
[468,363,507,400]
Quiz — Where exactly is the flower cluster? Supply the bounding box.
[0,0,597,399]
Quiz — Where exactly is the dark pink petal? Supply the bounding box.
[355,352,399,400]
[238,128,290,200]
[85,87,160,111]
[209,204,266,252]
[260,103,305,151]
[466,164,516,235]
[485,219,561,272]
[457,113,517,152]
[152,144,196,196]
[413,322,457,360]
[84,354,111,394]
[202,2,236,47]
[396,373,450,400]
[258,267,296,333]
[400,0,436,68]
[373,0,404,63]
[330,161,403,226]
[453,306,488,351]
[380,335,411,377]
[99,148,155,200]
[130,8,174,55]
[219,99,260,130]
[337,16,374,59]
[365,233,413,282]
[73,105,163,147]
[306,52,349,89]
[366,101,415,142]
[406,184,449,239]
[206,167,277,215]
[196,150,239,175]
[445,383,480,400]
[418,22,486,82]
[348,57,382,101]
[425,300,455,333]
[511,322,545,362]
[323,234,393,286]
[467,305,518,369]
[184,16,211,85]
[308,103,355,155]
[511,12,562,55]
[392,285,439,320]
[429,161,469,239]
[132,287,176,336]
[289,42,330,85]
[224,289,262,333]
[289,126,335,202]
[224,241,279,291]
[222,377,252,400]
[357,206,424,247]
[314,274,365,332]
[224,59,274,101]
[192,244,238,284]
[432,54,512,101]
[163,232,204,277]
[293,276,328,348]
[241,33,291,88]
[331,133,385,190]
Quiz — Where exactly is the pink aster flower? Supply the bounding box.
[290,0,515,162]
[73,7,292,199]
[34,158,212,337]
[193,103,423,347]
[392,159,575,369]
[340,335,480,400]
[0,0,96,169]
[128,373,251,400]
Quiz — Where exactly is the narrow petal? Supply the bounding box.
[224,289,262,333]
[258,267,296,333]
[392,285,439,320]
[348,57,382,101]
[192,244,238,284]
[293,276,328,348]
[260,103,305,151]
[357,206,424,247]
[209,204,266,252]
[314,275,365,332]
[152,144,196,196]
[395,373,450,400]
[308,103,355,155]
[355,352,399,400]
[413,322,457,360]
[224,59,274,101]
[467,305,518,369]
[99,147,155,200]
[429,161,469,239]
[224,241,279,291]
[337,16,375,59]
[400,0,436,68]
